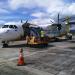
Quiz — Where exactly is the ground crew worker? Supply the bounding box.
[40,30,45,41]
[40,30,45,38]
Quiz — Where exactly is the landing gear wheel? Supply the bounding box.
[3,43,8,48]
[54,38,59,42]
[66,35,72,40]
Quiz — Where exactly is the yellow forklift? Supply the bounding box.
[26,27,49,46]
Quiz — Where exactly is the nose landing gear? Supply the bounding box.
[3,43,8,48]
[2,41,8,48]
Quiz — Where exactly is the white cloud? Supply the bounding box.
[68,3,75,15]
[8,0,64,10]
[31,12,48,18]
[30,18,55,25]
[0,20,5,24]
[8,0,37,10]
[0,2,10,14]
[8,0,75,19]
[29,18,55,28]
[31,11,55,25]
[0,8,10,14]
[8,0,24,9]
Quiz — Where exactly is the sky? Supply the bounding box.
[0,0,75,24]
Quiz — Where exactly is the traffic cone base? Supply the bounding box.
[17,57,25,66]
[17,48,25,66]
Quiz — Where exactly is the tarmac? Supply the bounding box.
[0,36,75,75]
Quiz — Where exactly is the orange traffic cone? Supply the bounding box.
[17,48,25,66]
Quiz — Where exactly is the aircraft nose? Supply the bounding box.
[0,30,8,39]
[0,32,4,42]
[0,29,8,34]
[0,30,5,35]
[0,31,4,38]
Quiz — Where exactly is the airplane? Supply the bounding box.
[0,21,40,48]
[42,14,73,41]
[0,14,73,48]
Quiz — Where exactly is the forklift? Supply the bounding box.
[26,26,49,46]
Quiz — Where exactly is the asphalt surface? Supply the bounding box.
[0,36,75,75]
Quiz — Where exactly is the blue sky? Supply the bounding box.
[0,0,75,24]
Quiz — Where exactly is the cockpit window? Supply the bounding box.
[9,25,14,28]
[2,25,9,28]
[9,25,18,29]
[14,25,18,29]
[2,25,18,29]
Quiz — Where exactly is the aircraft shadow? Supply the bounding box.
[68,40,75,43]
[28,44,54,49]
[68,47,75,50]
[7,44,28,48]
[6,44,54,49]
[49,39,67,43]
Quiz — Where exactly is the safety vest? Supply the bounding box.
[40,31,44,37]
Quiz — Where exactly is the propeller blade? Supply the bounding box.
[25,20,28,24]
[21,20,23,23]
